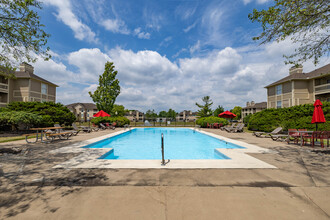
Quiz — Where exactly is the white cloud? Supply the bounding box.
[101,19,130,35]
[189,40,201,54]
[243,0,271,4]
[31,39,329,111]
[43,0,98,43]
[183,21,197,33]
[67,48,111,82]
[133,28,151,39]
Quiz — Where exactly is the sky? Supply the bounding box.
[29,0,329,112]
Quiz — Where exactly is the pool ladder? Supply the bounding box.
[161,133,170,166]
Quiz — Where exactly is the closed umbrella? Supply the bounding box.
[93,110,111,117]
[311,99,326,130]
[218,111,237,119]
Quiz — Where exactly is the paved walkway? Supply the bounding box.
[0,127,329,219]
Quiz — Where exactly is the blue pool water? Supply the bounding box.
[84,128,245,160]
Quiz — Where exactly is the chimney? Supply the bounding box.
[289,65,303,75]
[251,101,255,106]
[19,62,34,74]
[246,102,250,107]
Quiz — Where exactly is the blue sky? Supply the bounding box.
[31,0,329,112]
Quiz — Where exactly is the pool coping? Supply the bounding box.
[51,128,277,169]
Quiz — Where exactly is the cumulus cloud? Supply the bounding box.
[43,0,98,43]
[67,48,111,82]
[31,39,329,111]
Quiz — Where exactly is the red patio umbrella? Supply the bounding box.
[93,110,111,117]
[311,99,326,130]
[218,111,237,119]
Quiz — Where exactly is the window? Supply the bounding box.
[276,84,282,95]
[41,83,47,94]
[277,101,282,109]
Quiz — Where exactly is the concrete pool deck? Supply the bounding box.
[1,127,330,219]
[51,128,276,169]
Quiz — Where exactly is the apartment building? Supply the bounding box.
[66,103,98,122]
[265,64,330,108]
[176,110,198,122]
[241,101,267,120]
[0,63,58,107]
[125,110,145,122]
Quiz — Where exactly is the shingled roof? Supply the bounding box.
[14,71,58,87]
[242,102,267,110]
[66,103,97,110]
[265,63,330,88]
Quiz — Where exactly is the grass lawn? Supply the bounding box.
[0,135,36,143]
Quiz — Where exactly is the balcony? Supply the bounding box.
[315,83,330,95]
[0,82,9,93]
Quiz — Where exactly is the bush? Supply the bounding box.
[243,114,252,125]
[91,116,130,127]
[248,102,330,132]
[6,101,76,126]
[196,116,229,128]
[0,111,43,131]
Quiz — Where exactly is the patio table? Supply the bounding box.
[26,127,64,143]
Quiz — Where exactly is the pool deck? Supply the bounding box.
[1,127,330,219]
[51,128,276,169]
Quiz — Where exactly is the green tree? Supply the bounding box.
[159,111,167,117]
[213,105,224,117]
[248,0,329,65]
[0,0,51,75]
[145,109,157,119]
[89,62,120,114]
[110,104,125,116]
[196,96,213,117]
[167,108,177,119]
[230,106,242,120]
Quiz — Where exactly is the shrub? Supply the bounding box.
[91,116,130,127]
[196,116,229,128]
[0,111,43,131]
[248,102,330,132]
[6,101,76,126]
[243,114,252,125]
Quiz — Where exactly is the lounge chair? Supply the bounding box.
[253,127,283,138]
[54,123,79,136]
[224,123,240,132]
[99,123,107,130]
[221,123,236,131]
[72,123,91,133]
[91,123,99,132]
[231,123,244,133]
[105,122,116,130]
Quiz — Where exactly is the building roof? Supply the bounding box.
[66,103,97,110]
[242,102,267,110]
[15,71,59,87]
[265,63,330,88]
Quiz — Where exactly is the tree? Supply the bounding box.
[195,96,213,117]
[89,62,120,114]
[248,0,329,65]
[145,109,157,119]
[0,0,51,76]
[230,106,242,120]
[110,104,125,116]
[213,105,224,117]
[158,111,167,117]
[167,108,177,119]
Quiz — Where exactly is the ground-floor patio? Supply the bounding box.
[0,128,329,219]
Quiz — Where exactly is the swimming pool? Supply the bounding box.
[84,128,245,160]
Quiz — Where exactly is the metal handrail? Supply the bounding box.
[161,133,170,166]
